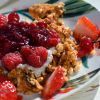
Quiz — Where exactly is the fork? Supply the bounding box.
[63,68,100,88]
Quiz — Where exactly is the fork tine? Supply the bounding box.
[63,68,100,88]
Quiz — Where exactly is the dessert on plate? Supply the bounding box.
[0,2,99,100]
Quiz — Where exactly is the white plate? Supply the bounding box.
[2,0,100,99]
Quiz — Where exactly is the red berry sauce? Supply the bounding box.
[0,13,60,59]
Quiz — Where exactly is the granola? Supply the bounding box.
[29,2,64,20]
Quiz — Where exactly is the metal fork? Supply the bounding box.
[63,68,100,88]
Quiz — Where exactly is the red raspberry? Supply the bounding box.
[21,45,33,57]
[2,52,23,70]
[8,12,20,23]
[0,14,7,28]
[78,37,94,57]
[21,46,48,68]
[0,75,17,100]
[27,47,48,67]
[36,21,47,28]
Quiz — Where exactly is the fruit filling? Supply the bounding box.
[0,13,60,59]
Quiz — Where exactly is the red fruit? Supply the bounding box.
[58,87,74,94]
[78,37,94,57]
[36,21,47,28]
[17,95,23,100]
[27,46,48,68]
[80,37,94,50]
[21,45,33,57]
[0,14,7,28]
[48,38,60,47]
[8,12,20,23]
[21,46,48,68]
[78,49,87,58]
[19,21,30,33]
[30,23,36,29]
[0,13,60,60]
[0,75,9,83]
[0,76,17,100]
[30,28,60,48]
[42,66,65,99]
[74,16,99,41]
[2,52,23,70]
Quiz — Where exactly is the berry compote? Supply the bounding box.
[0,12,60,59]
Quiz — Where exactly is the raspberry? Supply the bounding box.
[21,46,48,68]
[2,52,23,70]
[0,13,60,59]
[80,37,94,50]
[0,76,17,100]
[29,23,36,29]
[28,47,48,67]
[0,14,7,28]
[36,21,47,28]
[30,28,60,48]
[8,12,20,23]
[19,21,30,33]
[21,45,33,57]
[78,37,94,57]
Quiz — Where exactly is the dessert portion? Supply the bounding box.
[0,2,99,100]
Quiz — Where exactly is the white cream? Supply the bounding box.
[17,47,55,77]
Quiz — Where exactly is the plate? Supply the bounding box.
[1,0,100,100]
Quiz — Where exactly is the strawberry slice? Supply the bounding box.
[42,66,66,99]
[74,16,99,41]
[0,14,7,28]
[58,87,74,94]
[17,95,23,100]
[0,75,17,100]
